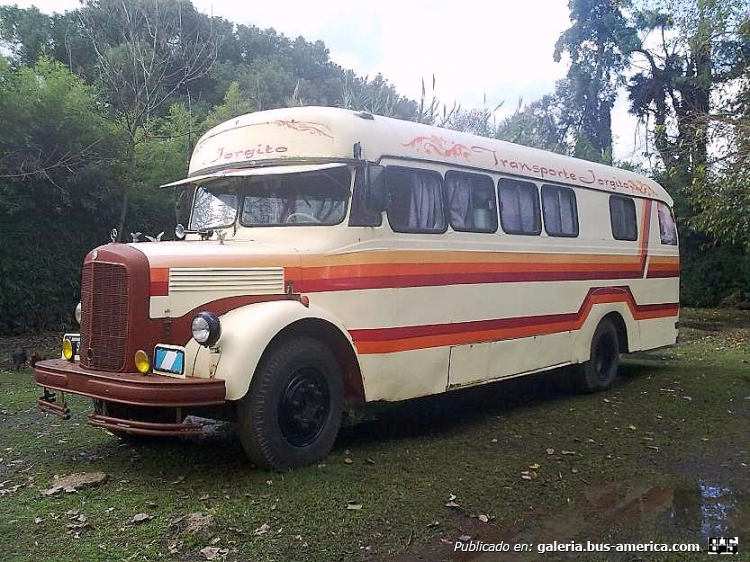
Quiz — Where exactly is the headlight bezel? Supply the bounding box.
[191,311,221,347]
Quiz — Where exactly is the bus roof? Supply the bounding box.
[181,106,672,205]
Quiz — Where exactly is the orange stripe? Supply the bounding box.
[351,287,678,354]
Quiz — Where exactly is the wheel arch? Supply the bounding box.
[261,318,365,403]
[572,303,636,363]
[198,300,364,402]
[602,310,630,354]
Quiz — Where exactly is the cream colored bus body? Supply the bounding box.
[138,107,678,402]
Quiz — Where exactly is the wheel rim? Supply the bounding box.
[278,367,330,447]
[593,332,617,381]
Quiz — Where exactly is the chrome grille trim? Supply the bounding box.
[169,267,285,294]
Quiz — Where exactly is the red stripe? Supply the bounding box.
[150,281,169,297]
[349,286,678,354]
[294,267,650,292]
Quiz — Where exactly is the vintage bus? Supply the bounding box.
[34,106,680,469]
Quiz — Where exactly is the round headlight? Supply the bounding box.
[191,311,221,347]
[75,302,82,325]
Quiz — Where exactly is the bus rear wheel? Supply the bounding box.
[237,337,344,470]
[574,318,620,393]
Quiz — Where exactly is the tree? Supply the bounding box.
[555,0,639,162]
[77,0,220,238]
[626,1,750,238]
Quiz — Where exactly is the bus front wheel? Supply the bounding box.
[574,318,620,393]
[237,337,344,470]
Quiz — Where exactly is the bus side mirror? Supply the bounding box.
[365,165,387,213]
[350,164,385,227]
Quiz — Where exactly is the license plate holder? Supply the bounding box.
[153,346,185,378]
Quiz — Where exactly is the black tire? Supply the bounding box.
[574,318,620,393]
[237,338,344,470]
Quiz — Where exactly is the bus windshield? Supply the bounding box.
[189,166,351,230]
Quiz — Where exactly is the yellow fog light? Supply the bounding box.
[62,339,74,361]
[134,350,150,374]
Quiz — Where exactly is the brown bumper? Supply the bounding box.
[34,359,226,408]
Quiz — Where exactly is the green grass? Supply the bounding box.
[1,308,750,561]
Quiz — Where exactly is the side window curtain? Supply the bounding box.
[542,184,579,237]
[609,195,638,241]
[657,201,678,245]
[445,171,498,233]
[498,178,541,235]
[386,168,446,233]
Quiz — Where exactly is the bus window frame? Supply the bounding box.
[444,170,499,234]
[497,177,542,236]
[541,183,580,238]
[385,166,448,235]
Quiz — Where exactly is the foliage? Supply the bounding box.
[554,0,638,162]
[2,0,750,334]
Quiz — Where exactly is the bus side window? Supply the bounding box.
[386,168,446,233]
[609,195,638,241]
[445,171,497,233]
[657,202,678,245]
[542,184,579,237]
[498,178,541,235]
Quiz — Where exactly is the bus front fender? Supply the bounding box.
[188,299,357,401]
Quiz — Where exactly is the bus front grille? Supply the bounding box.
[80,261,130,371]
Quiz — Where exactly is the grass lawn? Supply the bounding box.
[1,308,749,561]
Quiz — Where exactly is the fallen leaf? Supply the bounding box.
[478,514,489,523]
[346,503,363,511]
[366,458,376,465]
[426,520,440,528]
[458,534,472,542]
[199,546,229,560]
[131,513,153,524]
[445,501,460,508]
[529,462,540,470]
[562,450,576,456]
[253,523,270,536]
[344,458,354,465]
[626,424,637,431]
[546,448,554,455]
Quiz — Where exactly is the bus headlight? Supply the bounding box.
[191,312,221,347]
[75,302,82,325]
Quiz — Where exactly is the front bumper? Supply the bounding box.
[34,359,226,407]
[34,359,226,436]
